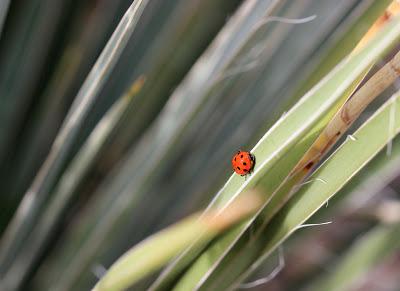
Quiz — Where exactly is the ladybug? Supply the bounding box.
[231,150,255,176]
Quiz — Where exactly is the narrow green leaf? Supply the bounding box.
[220,91,400,290]
[92,193,262,291]
[0,81,144,290]
[0,0,150,275]
[39,1,283,289]
[0,0,10,37]
[254,0,392,141]
[293,0,392,98]
[307,224,400,291]
[152,16,400,291]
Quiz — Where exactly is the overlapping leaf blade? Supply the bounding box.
[0,0,150,285]
[153,16,400,291]
[218,91,400,290]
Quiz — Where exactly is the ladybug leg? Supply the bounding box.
[250,153,256,174]
[250,153,256,165]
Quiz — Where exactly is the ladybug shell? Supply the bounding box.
[232,151,255,176]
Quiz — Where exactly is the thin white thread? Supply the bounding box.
[314,178,327,184]
[347,134,357,141]
[239,246,285,289]
[298,178,327,187]
[221,60,261,79]
[296,221,332,230]
[292,178,327,193]
[220,15,317,78]
[258,15,317,27]
[387,97,396,156]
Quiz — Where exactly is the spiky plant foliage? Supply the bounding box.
[1,1,400,291]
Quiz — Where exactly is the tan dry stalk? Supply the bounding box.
[353,1,400,52]
[293,2,400,175]
[293,48,400,174]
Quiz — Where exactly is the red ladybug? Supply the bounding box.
[231,150,255,176]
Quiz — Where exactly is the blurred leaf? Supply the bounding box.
[2,1,400,291]
[0,0,10,37]
[152,15,400,291]
[0,0,71,165]
[250,0,393,142]
[92,192,262,291]
[31,0,251,289]
[209,91,400,290]
[307,224,400,291]
[293,0,392,98]
[0,0,150,280]
[0,0,131,209]
[0,77,145,290]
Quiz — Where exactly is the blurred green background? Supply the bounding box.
[0,0,400,290]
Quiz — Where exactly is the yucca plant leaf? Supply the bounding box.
[253,0,394,141]
[306,223,400,291]
[92,192,262,291]
[0,0,150,279]
[247,47,400,235]
[0,77,145,290]
[2,0,130,204]
[151,15,400,291]
[3,1,400,290]
[293,0,392,98]
[205,91,400,291]
[340,136,400,213]
[0,0,71,163]
[32,0,262,289]
[0,0,10,37]
[300,133,400,230]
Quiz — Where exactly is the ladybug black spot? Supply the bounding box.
[243,162,247,166]
[241,154,243,158]
[237,166,241,170]
[234,158,236,161]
